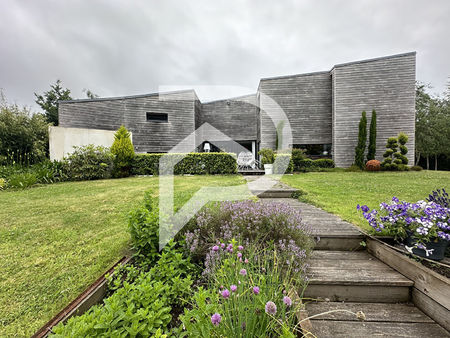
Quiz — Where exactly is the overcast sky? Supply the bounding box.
[0,0,449,111]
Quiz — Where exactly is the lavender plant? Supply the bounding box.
[357,197,450,249]
[183,200,314,275]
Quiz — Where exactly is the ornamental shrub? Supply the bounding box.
[131,153,237,175]
[258,148,275,165]
[367,110,377,161]
[273,154,293,174]
[381,137,399,170]
[381,133,409,171]
[293,158,335,172]
[354,111,367,169]
[410,165,423,171]
[111,126,135,178]
[365,160,381,171]
[62,145,113,180]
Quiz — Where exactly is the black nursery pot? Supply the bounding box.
[404,232,449,261]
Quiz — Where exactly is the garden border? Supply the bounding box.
[367,237,450,330]
[32,256,131,338]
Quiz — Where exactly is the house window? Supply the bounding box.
[146,112,168,122]
[293,144,332,158]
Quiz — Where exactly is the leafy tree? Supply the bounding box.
[367,110,377,161]
[34,80,72,125]
[0,92,49,164]
[354,111,367,169]
[111,126,135,177]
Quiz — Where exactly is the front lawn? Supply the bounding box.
[282,171,450,232]
[0,175,245,337]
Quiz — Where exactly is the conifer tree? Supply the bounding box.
[111,126,135,177]
[367,110,377,161]
[354,111,367,169]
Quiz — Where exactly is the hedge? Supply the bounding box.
[131,152,237,175]
[293,158,335,172]
[273,154,294,174]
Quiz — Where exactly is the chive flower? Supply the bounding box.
[211,313,222,326]
[265,301,277,315]
[212,245,219,252]
[253,286,260,295]
[239,268,247,276]
[221,289,230,299]
[283,296,292,306]
[238,245,244,251]
[230,284,237,292]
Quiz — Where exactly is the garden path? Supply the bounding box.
[246,177,450,337]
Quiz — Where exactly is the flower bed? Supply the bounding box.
[49,197,314,336]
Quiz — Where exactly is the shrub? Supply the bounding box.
[410,165,423,171]
[128,193,160,265]
[291,148,306,162]
[52,243,196,337]
[381,137,399,170]
[0,178,6,189]
[258,148,275,165]
[111,126,135,178]
[62,145,114,180]
[367,110,377,161]
[365,159,381,171]
[345,164,362,172]
[131,153,237,175]
[293,158,335,172]
[182,200,314,275]
[273,154,293,174]
[354,111,367,169]
[381,133,409,171]
[7,172,38,189]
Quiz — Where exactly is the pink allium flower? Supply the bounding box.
[230,284,237,292]
[253,286,260,295]
[221,243,225,248]
[239,268,247,276]
[238,245,244,251]
[244,258,249,264]
[211,313,221,326]
[221,289,230,299]
[212,245,219,252]
[283,296,292,306]
[237,252,242,258]
[265,301,277,315]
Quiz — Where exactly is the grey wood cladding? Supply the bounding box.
[58,52,416,166]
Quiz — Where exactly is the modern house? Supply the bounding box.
[52,52,416,167]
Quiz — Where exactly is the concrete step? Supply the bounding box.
[305,251,413,303]
[252,189,297,198]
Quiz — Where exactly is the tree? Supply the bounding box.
[35,80,72,125]
[367,110,377,161]
[354,111,367,169]
[111,126,135,177]
[83,89,99,99]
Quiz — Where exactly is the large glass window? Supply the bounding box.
[293,144,332,157]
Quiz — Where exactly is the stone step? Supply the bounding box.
[252,189,297,198]
[305,251,413,303]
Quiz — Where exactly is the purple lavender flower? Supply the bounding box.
[230,284,237,292]
[239,268,247,276]
[265,301,277,315]
[253,286,260,295]
[283,296,292,306]
[221,289,230,299]
[211,313,221,326]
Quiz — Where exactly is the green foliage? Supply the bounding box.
[258,148,275,165]
[52,243,196,337]
[410,165,423,171]
[6,172,37,189]
[34,80,72,125]
[354,111,367,169]
[293,158,335,172]
[131,153,237,175]
[273,154,293,174]
[381,133,409,171]
[345,164,362,172]
[128,193,160,264]
[0,93,49,165]
[62,145,113,180]
[367,110,377,161]
[111,126,135,178]
[291,148,306,162]
[0,178,5,190]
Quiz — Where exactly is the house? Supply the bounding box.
[51,52,416,167]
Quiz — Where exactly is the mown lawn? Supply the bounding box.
[282,171,450,232]
[0,175,246,337]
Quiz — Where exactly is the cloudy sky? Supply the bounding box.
[0,0,449,111]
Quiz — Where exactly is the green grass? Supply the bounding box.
[282,171,450,232]
[0,175,245,337]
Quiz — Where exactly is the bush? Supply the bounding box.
[354,111,367,169]
[258,148,275,165]
[62,145,114,180]
[381,133,409,171]
[182,200,314,275]
[365,160,381,171]
[131,153,237,175]
[0,178,6,189]
[410,165,423,171]
[7,172,38,189]
[291,148,307,162]
[111,126,135,178]
[273,154,293,174]
[293,158,335,172]
[345,164,362,172]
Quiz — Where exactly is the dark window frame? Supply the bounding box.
[146,112,168,122]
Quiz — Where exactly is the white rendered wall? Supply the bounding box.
[49,126,122,161]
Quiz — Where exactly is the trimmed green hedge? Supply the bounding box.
[293,158,335,172]
[131,152,237,175]
[273,154,294,174]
